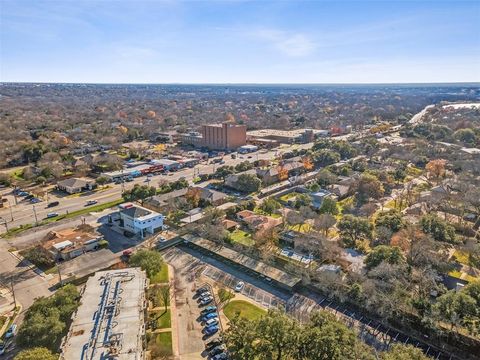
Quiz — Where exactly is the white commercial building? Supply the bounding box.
[119,203,165,238]
[60,268,148,360]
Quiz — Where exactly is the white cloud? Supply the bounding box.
[253,29,316,57]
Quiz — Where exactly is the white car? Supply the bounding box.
[205,317,219,327]
[234,281,244,292]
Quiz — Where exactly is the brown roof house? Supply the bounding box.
[56,177,96,194]
[236,210,283,232]
[42,227,103,261]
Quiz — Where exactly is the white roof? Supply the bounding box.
[53,240,73,250]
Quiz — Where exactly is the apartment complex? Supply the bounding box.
[60,268,148,360]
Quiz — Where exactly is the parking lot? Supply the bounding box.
[202,267,285,310]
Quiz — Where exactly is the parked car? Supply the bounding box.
[199,291,211,299]
[200,306,217,315]
[204,325,219,335]
[204,318,219,327]
[210,344,226,356]
[47,201,59,208]
[125,177,134,182]
[234,281,245,292]
[202,312,218,321]
[200,296,213,306]
[212,353,228,360]
[4,324,16,339]
[30,198,41,203]
[159,236,167,242]
[46,212,59,219]
[25,194,34,200]
[0,341,6,355]
[196,287,209,295]
[18,191,28,196]
[205,338,223,350]
[86,200,98,206]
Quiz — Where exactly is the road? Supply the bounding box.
[0,143,314,234]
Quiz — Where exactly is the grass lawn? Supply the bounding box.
[149,331,173,356]
[0,315,6,330]
[288,223,312,233]
[224,300,266,321]
[453,250,470,265]
[449,269,478,283]
[230,229,255,247]
[149,309,171,330]
[279,192,299,202]
[150,263,169,284]
[253,207,282,218]
[10,168,24,181]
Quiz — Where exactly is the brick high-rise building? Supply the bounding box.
[201,122,247,150]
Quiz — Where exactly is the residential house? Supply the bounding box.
[56,177,96,194]
[42,228,103,261]
[329,184,350,199]
[222,219,240,232]
[119,203,165,238]
[236,210,282,232]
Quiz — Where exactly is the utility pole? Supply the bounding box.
[32,205,38,226]
[8,199,14,221]
[10,279,16,308]
[57,264,63,286]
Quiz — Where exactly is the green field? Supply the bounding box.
[149,309,171,330]
[150,263,169,284]
[230,229,255,246]
[149,331,173,356]
[224,300,266,321]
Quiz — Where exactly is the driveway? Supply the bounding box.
[58,249,119,279]
[163,248,210,359]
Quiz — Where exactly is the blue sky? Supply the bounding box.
[1,0,479,83]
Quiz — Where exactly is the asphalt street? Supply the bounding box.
[0,143,316,234]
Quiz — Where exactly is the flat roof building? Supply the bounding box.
[60,268,148,360]
[179,122,247,150]
[247,128,324,144]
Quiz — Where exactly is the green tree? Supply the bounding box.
[315,168,337,187]
[16,285,79,351]
[236,173,261,193]
[420,214,456,243]
[95,175,109,186]
[375,211,405,233]
[454,128,476,144]
[218,287,235,308]
[313,149,341,167]
[235,161,253,172]
[214,165,235,179]
[364,245,404,269]
[14,347,57,360]
[354,173,384,205]
[294,193,312,209]
[129,249,164,279]
[318,197,339,215]
[338,215,373,248]
[382,344,430,360]
[259,198,281,215]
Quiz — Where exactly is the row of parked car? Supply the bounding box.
[0,324,17,355]
[195,287,228,360]
[13,189,41,204]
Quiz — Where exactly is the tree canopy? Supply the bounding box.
[14,347,57,360]
[16,285,79,352]
[129,249,164,279]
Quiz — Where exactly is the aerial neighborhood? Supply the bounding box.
[0,84,479,360]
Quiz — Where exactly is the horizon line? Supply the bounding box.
[1,81,480,86]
